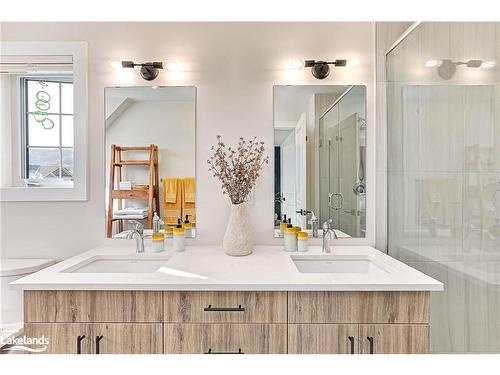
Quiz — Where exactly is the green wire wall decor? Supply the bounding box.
[32,82,55,129]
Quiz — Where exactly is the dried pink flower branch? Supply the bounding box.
[208,135,269,205]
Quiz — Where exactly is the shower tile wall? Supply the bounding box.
[386,22,500,353]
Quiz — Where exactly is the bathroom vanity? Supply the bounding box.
[12,245,442,355]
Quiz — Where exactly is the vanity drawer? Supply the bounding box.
[163,291,287,323]
[288,291,429,324]
[164,323,287,354]
[24,291,163,323]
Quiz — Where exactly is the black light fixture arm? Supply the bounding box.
[121,60,164,81]
[121,61,164,69]
[304,59,348,80]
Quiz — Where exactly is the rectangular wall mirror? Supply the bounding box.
[104,86,196,238]
[273,85,367,238]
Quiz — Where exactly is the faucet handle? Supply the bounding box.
[322,219,333,231]
[127,220,144,234]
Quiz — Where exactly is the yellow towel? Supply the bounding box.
[163,178,182,225]
[183,177,196,203]
[182,177,196,224]
[163,178,178,203]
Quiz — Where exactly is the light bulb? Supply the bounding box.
[109,61,121,69]
[425,60,441,67]
[346,59,360,68]
[166,61,181,72]
[482,60,496,68]
[288,59,303,70]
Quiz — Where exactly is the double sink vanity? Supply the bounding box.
[13,245,443,354]
[2,71,443,354]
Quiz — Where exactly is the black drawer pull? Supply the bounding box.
[76,335,86,354]
[348,336,355,354]
[95,335,104,354]
[205,348,244,354]
[367,336,374,354]
[204,304,245,312]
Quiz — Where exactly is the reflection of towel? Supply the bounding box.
[183,177,195,203]
[163,178,182,225]
[114,207,148,216]
[182,177,196,224]
[113,214,147,220]
[164,178,178,203]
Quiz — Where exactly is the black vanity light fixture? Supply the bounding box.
[121,61,164,81]
[304,59,347,80]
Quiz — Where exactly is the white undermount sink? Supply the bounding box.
[291,254,391,274]
[61,255,170,273]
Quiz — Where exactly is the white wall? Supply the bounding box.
[106,100,195,180]
[0,22,376,260]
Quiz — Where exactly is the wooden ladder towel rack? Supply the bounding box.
[107,144,160,238]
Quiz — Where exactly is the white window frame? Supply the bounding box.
[21,76,74,179]
[0,42,88,201]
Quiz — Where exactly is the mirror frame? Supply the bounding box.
[0,41,88,202]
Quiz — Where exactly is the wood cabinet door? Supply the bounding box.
[91,323,163,354]
[288,324,359,354]
[24,323,93,354]
[164,323,287,354]
[359,324,429,354]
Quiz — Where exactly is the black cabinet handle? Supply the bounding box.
[204,304,245,312]
[205,348,244,354]
[348,336,355,354]
[95,335,104,354]
[76,335,86,354]
[367,336,374,354]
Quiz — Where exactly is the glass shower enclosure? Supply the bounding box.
[386,22,500,352]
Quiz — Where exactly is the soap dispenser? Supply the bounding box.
[152,212,165,253]
[183,214,192,238]
[279,214,288,237]
[284,218,297,252]
[173,218,185,252]
[152,212,164,233]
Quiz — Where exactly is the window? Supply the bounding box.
[22,77,74,180]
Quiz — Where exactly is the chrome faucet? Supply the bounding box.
[322,219,338,253]
[126,220,145,254]
[310,211,319,238]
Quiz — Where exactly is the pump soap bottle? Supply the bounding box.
[173,218,185,252]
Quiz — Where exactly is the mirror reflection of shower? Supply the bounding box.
[318,85,367,237]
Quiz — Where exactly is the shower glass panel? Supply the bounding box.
[319,86,366,237]
[386,22,500,353]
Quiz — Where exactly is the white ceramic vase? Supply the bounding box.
[223,203,253,256]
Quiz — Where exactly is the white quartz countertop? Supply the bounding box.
[11,245,444,291]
